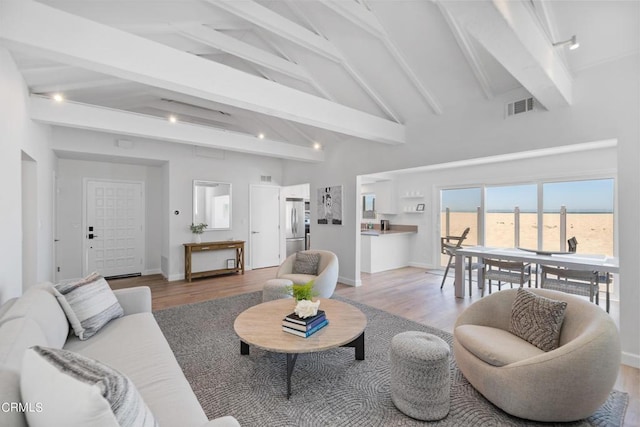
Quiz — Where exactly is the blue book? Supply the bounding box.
[282,315,326,332]
[282,319,329,338]
[284,310,325,325]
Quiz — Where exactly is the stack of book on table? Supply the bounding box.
[282,310,328,338]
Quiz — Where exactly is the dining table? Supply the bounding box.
[453,246,619,299]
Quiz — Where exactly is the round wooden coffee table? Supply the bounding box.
[234,298,367,398]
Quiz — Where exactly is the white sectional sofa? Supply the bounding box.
[0,283,239,427]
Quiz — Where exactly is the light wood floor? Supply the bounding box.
[110,266,638,426]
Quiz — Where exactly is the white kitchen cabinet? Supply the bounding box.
[361,232,414,273]
[283,184,310,199]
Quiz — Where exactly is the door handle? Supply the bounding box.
[293,208,298,234]
[88,234,99,239]
[251,231,260,234]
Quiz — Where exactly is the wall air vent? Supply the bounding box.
[261,175,272,183]
[506,97,537,118]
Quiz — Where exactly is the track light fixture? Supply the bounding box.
[553,35,579,50]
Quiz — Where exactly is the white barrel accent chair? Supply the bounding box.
[453,288,620,422]
[276,250,339,298]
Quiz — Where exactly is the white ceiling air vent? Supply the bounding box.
[260,175,272,183]
[506,97,537,118]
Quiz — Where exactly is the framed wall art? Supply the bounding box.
[317,186,343,225]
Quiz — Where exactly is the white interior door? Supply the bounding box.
[85,180,144,278]
[250,185,281,269]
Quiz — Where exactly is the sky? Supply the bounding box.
[442,179,614,213]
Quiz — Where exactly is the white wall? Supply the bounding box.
[284,55,640,366]
[0,47,54,303]
[55,157,163,279]
[51,127,285,280]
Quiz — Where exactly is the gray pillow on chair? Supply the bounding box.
[510,288,568,352]
[292,252,320,275]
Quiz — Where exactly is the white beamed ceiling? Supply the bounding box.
[1,0,638,161]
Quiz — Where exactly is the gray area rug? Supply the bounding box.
[154,292,628,427]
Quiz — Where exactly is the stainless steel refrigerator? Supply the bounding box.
[286,198,305,257]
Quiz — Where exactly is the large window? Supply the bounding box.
[485,184,537,249]
[542,179,614,255]
[440,178,615,262]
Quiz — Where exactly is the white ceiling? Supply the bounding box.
[3,0,639,160]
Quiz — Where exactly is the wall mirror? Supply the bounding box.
[362,193,376,219]
[193,180,232,230]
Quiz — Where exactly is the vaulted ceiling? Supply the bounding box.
[1,0,638,162]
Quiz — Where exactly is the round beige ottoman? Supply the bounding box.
[390,331,451,421]
[262,279,293,302]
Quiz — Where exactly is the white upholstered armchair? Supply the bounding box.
[276,250,339,298]
[453,288,620,422]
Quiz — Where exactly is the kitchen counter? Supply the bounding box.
[361,228,417,273]
[361,230,416,236]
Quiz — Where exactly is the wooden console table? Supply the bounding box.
[183,240,245,282]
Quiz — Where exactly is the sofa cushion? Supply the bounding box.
[0,317,48,427]
[510,288,568,351]
[0,317,48,372]
[21,346,157,427]
[292,252,320,275]
[64,313,208,427]
[54,272,124,340]
[455,324,544,367]
[0,284,68,348]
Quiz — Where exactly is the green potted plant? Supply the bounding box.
[289,280,321,318]
[190,223,207,243]
[289,280,317,301]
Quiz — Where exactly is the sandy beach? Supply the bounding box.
[442,212,613,257]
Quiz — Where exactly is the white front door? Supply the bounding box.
[84,179,144,278]
[250,185,281,269]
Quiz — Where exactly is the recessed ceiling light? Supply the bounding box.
[258,133,265,139]
[313,142,322,150]
[168,115,177,123]
[52,93,64,102]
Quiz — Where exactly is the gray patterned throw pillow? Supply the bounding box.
[21,346,158,427]
[292,252,320,275]
[54,272,123,340]
[509,288,568,352]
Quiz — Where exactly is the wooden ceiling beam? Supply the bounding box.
[437,0,572,109]
[0,0,404,144]
[206,0,342,63]
[30,78,127,95]
[173,23,313,83]
[284,1,402,123]
[325,0,443,114]
[436,3,494,100]
[30,96,324,162]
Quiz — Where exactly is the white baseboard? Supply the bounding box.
[408,261,437,269]
[143,269,161,276]
[621,351,640,369]
[339,276,361,287]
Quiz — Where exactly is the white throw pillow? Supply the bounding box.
[54,272,123,340]
[21,346,157,427]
